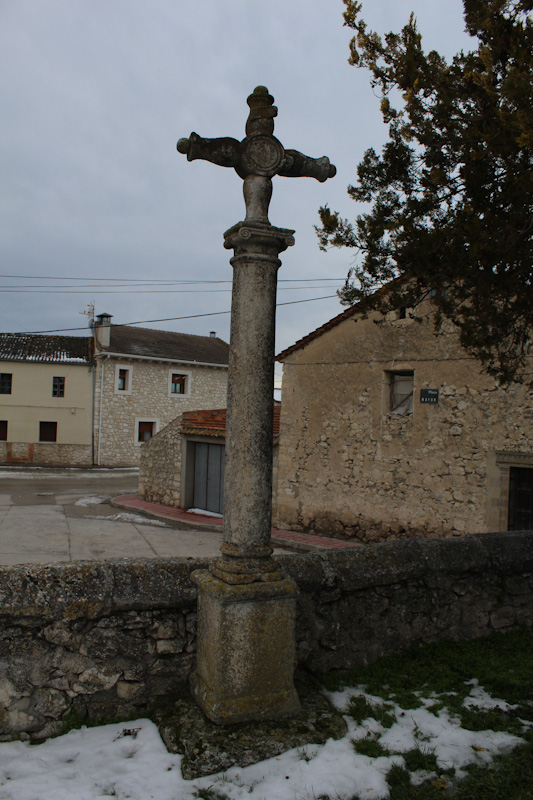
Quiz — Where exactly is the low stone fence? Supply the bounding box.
[1,531,531,741]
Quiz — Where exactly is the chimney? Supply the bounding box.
[210,331,216,338]
[95,313,112,349]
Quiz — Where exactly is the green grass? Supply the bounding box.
[320,628,533,799]
[352,733,390,758]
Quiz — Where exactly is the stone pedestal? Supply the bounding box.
[190,570,301,724]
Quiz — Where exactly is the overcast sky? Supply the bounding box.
[0,0,472,385]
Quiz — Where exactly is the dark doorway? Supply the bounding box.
[508,467,533,530]
[193,442,225,514]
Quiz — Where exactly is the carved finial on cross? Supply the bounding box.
[177,86,336,225]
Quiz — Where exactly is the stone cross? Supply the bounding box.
[177,86,335,724]
[177,85,335,227]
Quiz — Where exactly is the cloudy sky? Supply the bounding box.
[1,0,472,385]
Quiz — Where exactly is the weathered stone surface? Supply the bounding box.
[190,570,300,724]
[0,533,531,739]
[275,308,533,539]
[157,673,347,779]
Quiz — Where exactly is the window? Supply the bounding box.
[0,421,7,441]
[137,420,156,443]
[52,376,65,397]
[508,467,533,531]
[115,365,132,395]
[39,421,57,442]
[389,371,414,415]
[0,373,12,394]
[118,369,128,391]
[168,370,191,398]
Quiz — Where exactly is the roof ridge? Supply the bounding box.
[108,325,225,341]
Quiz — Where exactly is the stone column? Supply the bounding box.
[177,86,335,724]
[190,222,301,724]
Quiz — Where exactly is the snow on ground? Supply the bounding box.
[91,513,169,526]
[74,497,107,506]
[187,508,223,518]
[0,684,527,800]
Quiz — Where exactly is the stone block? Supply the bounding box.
[190,569,301,725]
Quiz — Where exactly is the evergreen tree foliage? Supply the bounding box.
[318,0,533,383]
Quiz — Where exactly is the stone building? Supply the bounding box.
[139,406,281,517]
[93,314,229,466]
[0,333,94,466]
[275,302,533,541]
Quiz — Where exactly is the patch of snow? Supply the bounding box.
[92,513,168,526]
[75,496,107,507]
[463,679,517,711]
[187,507,223,518]
[0,686,526,800]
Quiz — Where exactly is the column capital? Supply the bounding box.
[224,220,295,256]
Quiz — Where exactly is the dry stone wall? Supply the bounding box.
[0,531,531,741]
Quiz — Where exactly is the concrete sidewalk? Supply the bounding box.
[112,494,361,552]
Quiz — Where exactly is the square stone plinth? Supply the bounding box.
[190,569,301,725]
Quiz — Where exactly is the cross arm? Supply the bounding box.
[279,149,336,182]
[177,132,241,169]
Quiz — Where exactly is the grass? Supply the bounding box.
[320,628,533,799]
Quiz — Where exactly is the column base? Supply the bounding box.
[190,569,301,725]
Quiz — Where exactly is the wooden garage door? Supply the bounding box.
[508,467,533,531]
[193,442,225,514]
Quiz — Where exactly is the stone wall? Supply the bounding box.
[94,358,228,467]
[138,416,183,505]
[138,419,279,514]
[277,310,533,539]
[0,443,92,467]
[0,531,531,740]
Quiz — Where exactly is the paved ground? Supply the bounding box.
[0,467,227,565]
[0,467,360,566]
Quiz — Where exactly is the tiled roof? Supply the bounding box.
[181,407,281,439]
[0,333,93,364]
[99,326,229,365]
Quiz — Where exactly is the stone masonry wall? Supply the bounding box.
[93,358,228,467]
[0,443,92,467]
[138,416,183,505]
[276,312,533,540]
[138,424,279,513]
[0,531,531,741]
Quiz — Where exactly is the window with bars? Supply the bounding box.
[52,376,65,397]
[0,373,12,394]
[388,371,414,415]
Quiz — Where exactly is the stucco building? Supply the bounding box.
[93,314,229,466]
[275,302,533,541]
[0,334,94,466]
